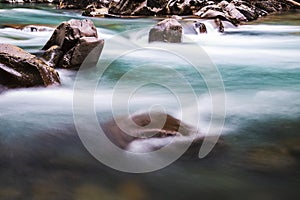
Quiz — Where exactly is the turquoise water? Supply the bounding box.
[0,5,300,200]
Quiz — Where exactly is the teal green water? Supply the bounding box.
[0,4,300,200]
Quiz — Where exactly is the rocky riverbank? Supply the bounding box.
[58,0,300,24]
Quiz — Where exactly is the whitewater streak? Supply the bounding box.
[72,27,226,173]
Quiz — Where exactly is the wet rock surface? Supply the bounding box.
[0,43,60,89]
[103,112,192,149]
[149,18,183,43]
[102,112,226,156]
[0,19,104,90]
[42,19,104,69]
[59,0,112,9]
[74,0,300,26]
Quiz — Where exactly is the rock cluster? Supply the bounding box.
[2,0,55,3]
[0,19,104,90]
[0,44,60,88]
[59,0,112,9]
[71,0,300,25]
[42,19,104,69]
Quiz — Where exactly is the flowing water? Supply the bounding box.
[0,4,300,200]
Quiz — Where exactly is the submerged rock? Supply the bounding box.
[282,137,300,158]
[42,19,104,70]
[103,112,190,149]
[149,18,183,43]
[103,112,225,157]
[0,43,60,88]
[244,145,296,172]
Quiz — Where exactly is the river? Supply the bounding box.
[0,3,300,200]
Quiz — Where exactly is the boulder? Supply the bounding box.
[255,1,278,13]
[195,4,223,17]
[192,0,299,26]
[195,2,246,25]
[194,21,207,34]
[105,0,181,16]
[82,4,109,16]
[109,0,150,15]
[59,0,112,9]
[0,43,60,88]
[102,112,226,157]
[103,112,191,149]
[60,0,300,22]
[166,0,193,15]
[214,18,225,33]
[43,19,98,51]
[233,0,258,21]
[197,9,227,20]
[131,4,157,16]
[181,20,207,35]
[147,0,169,9]
[108,0,206,16]
[223,2,247,23]
[149,18,183,43]
[59,37,104,69]
[108,0,186,16]
[42,19,104,69]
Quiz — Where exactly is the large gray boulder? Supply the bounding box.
[0,44,60,88]
[42,19,104,70]
[149,18,183,43]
